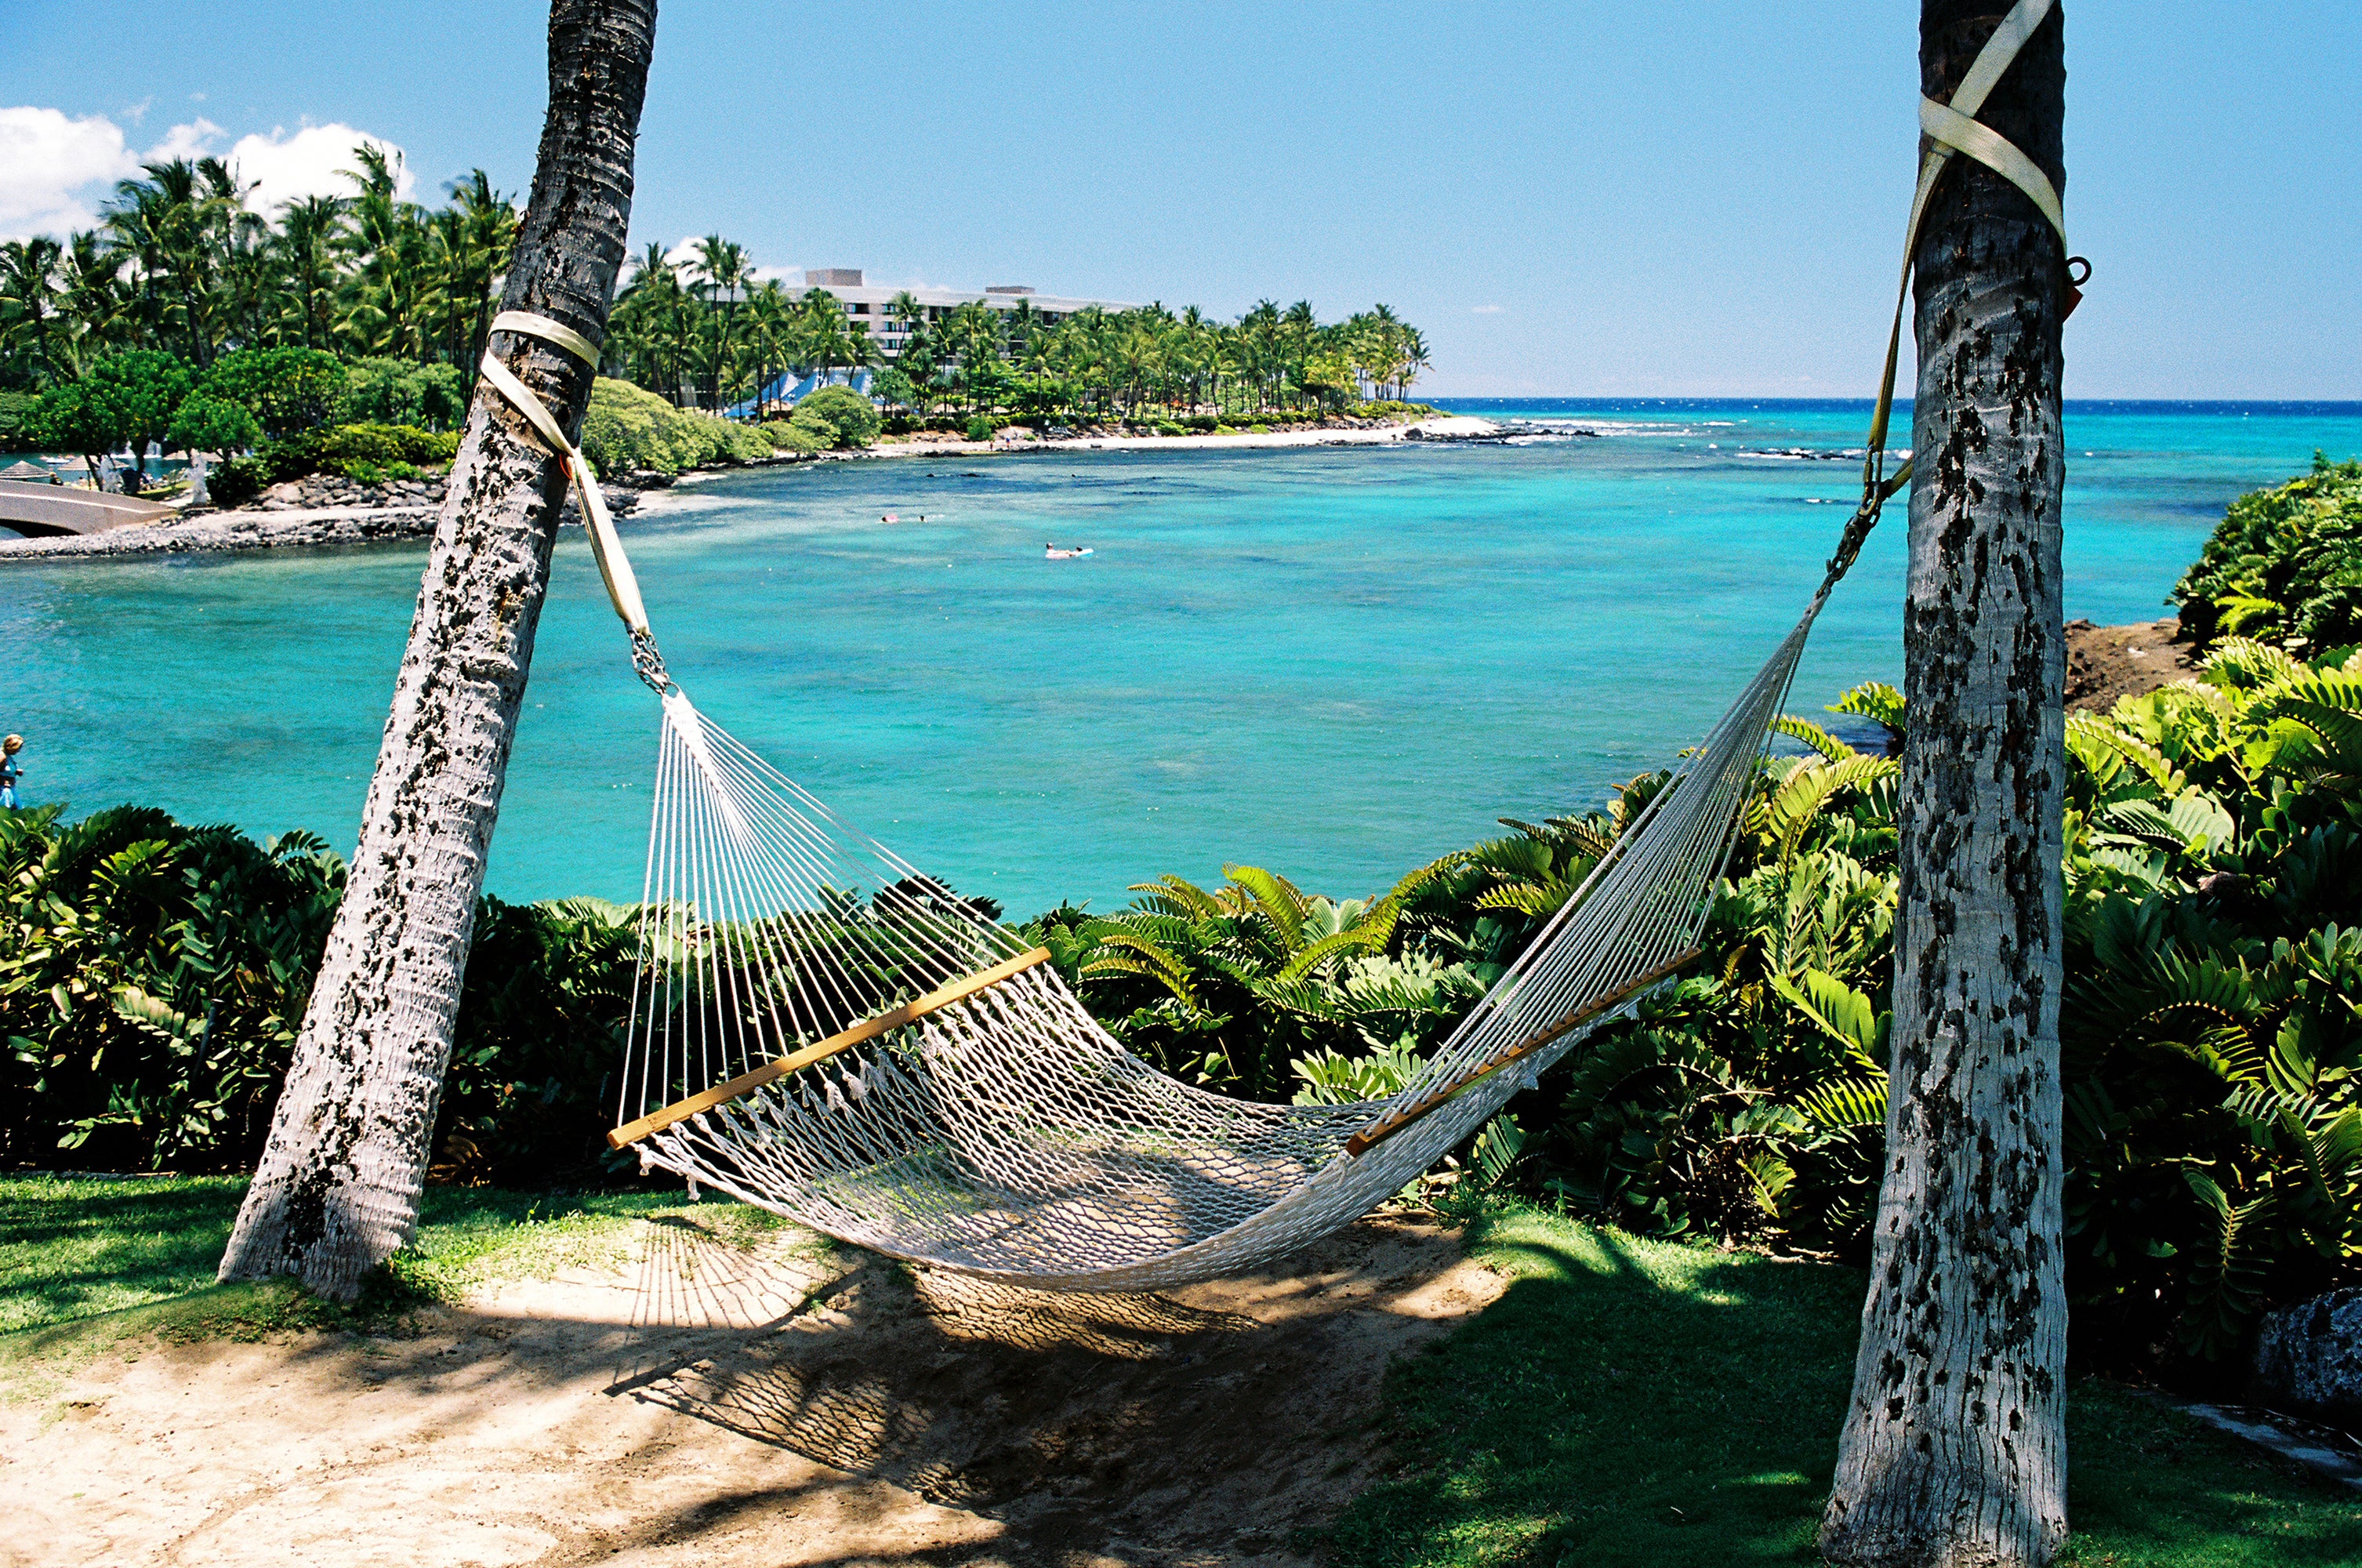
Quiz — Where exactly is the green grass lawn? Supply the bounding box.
[0,1173,731,1341]
[1321,1208,2362,1567]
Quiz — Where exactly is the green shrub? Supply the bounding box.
[339,459,422,486]
[0,808,653,1181]
[964,414,993,441]
[579,376,766,477]
[787,386,882,448]
[209,456,268,508]
[248,423,458,486]
[764,418,829,456]
[340,357,468,432]
[2172,455,2362,654]
[0,807,346,1171]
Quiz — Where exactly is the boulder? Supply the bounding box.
[2251,1288,2362,1425]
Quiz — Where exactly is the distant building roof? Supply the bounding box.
[805,268,863,286]
[985,285,1035,295]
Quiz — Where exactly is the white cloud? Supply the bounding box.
[147,117,224,163]
[1471,304,1504,314]
[226,123,411,215]
[0,106,409,238]
[0,105,137,236]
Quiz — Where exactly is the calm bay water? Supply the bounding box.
[4,399,2356,913]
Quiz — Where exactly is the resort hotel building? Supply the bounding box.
[746,270,1138,405]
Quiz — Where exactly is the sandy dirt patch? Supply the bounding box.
[0,1214,1501,1568]
[2064,616,2202,711]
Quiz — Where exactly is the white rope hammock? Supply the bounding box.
[468,0,2071,1293]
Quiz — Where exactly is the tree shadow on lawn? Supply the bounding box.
[0,1174,249,1331]
[1317,1212,2362,1568]
[0,1177,697,1338]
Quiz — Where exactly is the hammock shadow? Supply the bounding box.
[601,1207,1479,1540]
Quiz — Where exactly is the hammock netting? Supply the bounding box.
[609,609,1818,1292]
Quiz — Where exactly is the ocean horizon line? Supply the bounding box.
[1430,395,2362,413]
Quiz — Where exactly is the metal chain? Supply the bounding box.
[630,626,673,694]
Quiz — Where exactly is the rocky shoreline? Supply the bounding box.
[0,417,1482,561]
[0,468,641,561]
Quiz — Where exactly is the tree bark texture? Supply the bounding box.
[220,0,657,1299]
[1822,4,2070,1565]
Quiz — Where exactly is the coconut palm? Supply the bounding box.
[220,0,660,1301]
[337,144,433,358]
[0,238,68,388]
[1821,3,2072,1561]
[274,194,348,352]
[439,171,519,368]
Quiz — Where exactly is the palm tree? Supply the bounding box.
[219,0,661,1302]
[741,278,793,412]
[439,171,518,368]
[1820,3,2071,1563]
[1280,299,1316,409]
[884,289,924,358]
[689,234,747,408]
[338,143,431,358]
[608,241,691,401]
[1395,325,1431,401]
[60,231,129,368]
[0,238,68,387]
[274,194,347,351]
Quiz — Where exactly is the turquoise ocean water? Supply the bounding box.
[4,399,2357,915]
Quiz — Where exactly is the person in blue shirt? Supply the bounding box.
[0,735,21,809]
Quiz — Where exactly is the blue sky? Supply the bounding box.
[4,1,2355,397]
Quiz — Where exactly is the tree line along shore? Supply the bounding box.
[0,146,1436,519]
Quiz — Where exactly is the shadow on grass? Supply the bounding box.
[1319,1207,2362,1568]
[0,1175,702,1338]
[0,1174,249,1332]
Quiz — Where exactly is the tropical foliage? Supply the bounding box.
[2172,454,2362,655]
[1028,635,2360,1363]
[0,806,642,1182]
[0,148,515,389]
[578,375,777,478]
[0,145,512,492]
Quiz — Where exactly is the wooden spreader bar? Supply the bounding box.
[608,946,1054,1149]
[1343,946,1703,1159]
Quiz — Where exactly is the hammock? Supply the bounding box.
[470,0,2069,1292]
[591,619,1808,1294]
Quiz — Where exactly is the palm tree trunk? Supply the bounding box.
[218,0,659,1301]
[1821,4,2070,1564]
